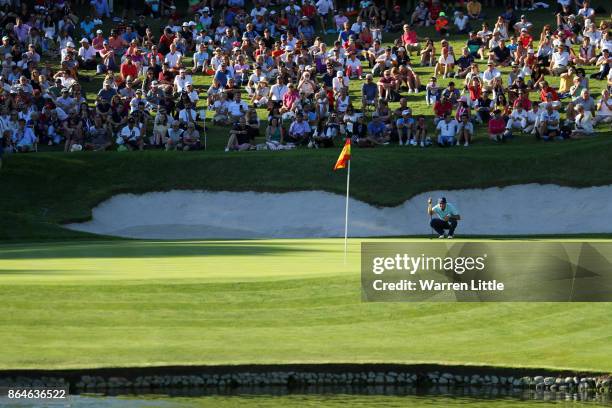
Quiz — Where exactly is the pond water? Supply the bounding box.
[2,386,611,408]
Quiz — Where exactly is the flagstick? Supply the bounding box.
[343,159,351,265]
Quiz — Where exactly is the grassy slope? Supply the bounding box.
[1,238,612,372]
[3,137,612,241]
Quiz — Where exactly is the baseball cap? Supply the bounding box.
[438,197,447,204]
[402,110,410,115]
[336,71,343,77]
[96,29,103,34]
[439,11,446,16]
[80,38,89,43]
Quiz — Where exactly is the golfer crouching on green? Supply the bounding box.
[427,197,461,239]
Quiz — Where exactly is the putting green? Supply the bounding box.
[0,238,611,371]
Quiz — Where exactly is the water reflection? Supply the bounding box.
[1,385,611,407]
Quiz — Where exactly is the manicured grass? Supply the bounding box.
[1,238,611,372]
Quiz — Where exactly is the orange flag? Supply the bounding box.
[333,138,351,171]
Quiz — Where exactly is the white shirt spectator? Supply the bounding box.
[120,125,141,141]
[454,14,469,31]
[173,74,192,92]
[12,127,37,147]
[575,110,594,133]
[350,22,365,34]
[186,89,199,103]
[540,109,560,129]
[165,51,182,68]
[551,50,570,68]
[178,108,198,123]
[316,0,334,14]
[600,38,612,53]
[481,68,501,86]
[577,7,595,20]
[436,119,459,138]
[332,75,350,93]
[506,108,528,129]
[269,83,288,101]
[78,45,97,61]
[227,99,248,116]
[250,6,268,18]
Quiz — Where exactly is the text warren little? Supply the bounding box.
[372,280,505,291]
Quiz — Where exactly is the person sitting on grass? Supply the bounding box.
[367,115,390,145]
[225,117,254,152]
[396,109,415,146]
[488,109,507,142]
[11,118,37,153]
[433,95,452,125]
[425,76,439,106]
[456,113,474,147]
[434,11,449,38]
[454,10,470,35]
[85,115,113,151]
[538,103,561,141]
[506,104,528,133]
[434,41,454,78]
[361,74,379,111]
[265,116,289,150]
[427,196,461,239]
[456,47,475,79]
[435,112,458,147]
[377,69,398,101]
[117,117,144,151]
[571,104,594,139]
[165,121,184,151]
[181,122,201,151]
[491,39,512,67]
[594,89,612,125]
[287,112,311,145]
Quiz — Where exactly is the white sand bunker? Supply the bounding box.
[65,185,612,239]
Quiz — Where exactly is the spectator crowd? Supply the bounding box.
[0,0,611,163]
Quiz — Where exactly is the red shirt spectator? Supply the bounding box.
[519,32,533,48]
[302,3,316,18]
[434,98,452,118]
[120,58,138,82]
[158,31,176,52]
[540,85,559,102]
[488,116,506,134]
[108,35,127,51]
[402,30,418,46]
[513,94,532,110]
